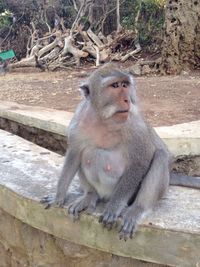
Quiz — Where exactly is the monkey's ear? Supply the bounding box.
[80,84,90,98]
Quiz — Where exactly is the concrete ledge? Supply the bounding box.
[156,122,200,157]
[0,101,200,157]
[0,129,200,267]
[0,101,73,136]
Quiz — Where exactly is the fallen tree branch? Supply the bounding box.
[38,35,63,58]
[94,45,100,66]
[62,35,89,66]
[87,28,104,48]
[121,43,141,62]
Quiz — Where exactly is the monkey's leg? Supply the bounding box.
[99,149,169,233]
[41,149,81,209]
[68,172,100,220]
[119,149,170,240]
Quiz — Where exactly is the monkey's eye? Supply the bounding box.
[80,84,90,98]
[111,82,119,88]
[121,81,129,88]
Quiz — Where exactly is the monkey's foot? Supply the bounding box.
[118,206,142,241]
[68,192,99,220]
[99,204,123,230]
[40,195,65,209]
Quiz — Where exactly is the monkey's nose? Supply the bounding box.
[123,97,130,105]
[120,91,131,107]
[123,98,131,111]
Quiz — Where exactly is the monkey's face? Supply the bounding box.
[99,76,132,123]
[80,66,136,124]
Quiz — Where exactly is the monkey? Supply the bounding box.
[41,63,200,241]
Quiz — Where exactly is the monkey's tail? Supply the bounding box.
[170,172,200,189]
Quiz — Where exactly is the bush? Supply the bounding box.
[121,0,165,47]
[0,9,12,29]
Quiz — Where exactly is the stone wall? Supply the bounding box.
[0,208,165,267]
[0,120,200,267]
[0,118,67,155]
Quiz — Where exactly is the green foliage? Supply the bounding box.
[121,0,139,29]
[121,0,165,46]
[0,0,6,13]
[0,9,12,29]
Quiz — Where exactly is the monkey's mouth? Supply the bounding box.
[113,109,129,122]
[116,109,129,114]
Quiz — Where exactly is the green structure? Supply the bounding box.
[0,49,15,61]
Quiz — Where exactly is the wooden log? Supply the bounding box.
[40,47,61,61]
[9,56,36,68]
[87,28,104,48]
[38,37,63,58]
[62,36,88,66]
[121,43,141,62]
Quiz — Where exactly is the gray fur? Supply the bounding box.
[41,63,200,240]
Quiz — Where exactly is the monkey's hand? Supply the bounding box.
[40,195,66,209]
[118,205,144,241]
[99,202,126,230]
[68,192,99,221]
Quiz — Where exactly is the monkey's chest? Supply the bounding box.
[81,148,126,199]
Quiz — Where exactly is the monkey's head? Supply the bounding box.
[80,63,137,123]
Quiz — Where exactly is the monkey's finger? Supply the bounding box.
[100,212,117,230]
[119,232,129,242]
[106,214,117,230]
[86,204,96,215]
[44,203,52,209]
[99,212,110,226]
[119,226,130,241]
[130,228,136,239]
[119,220,136,241]
[40,199,47,203]
[68,204,76,215]
[106,216,118,230]
[105,218,115,231]
[68,206,79,221]
[40,195,52,203]
[98,214,104,223]
[73,208,80,221]
[54,202,64,208]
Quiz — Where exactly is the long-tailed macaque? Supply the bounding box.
[42,63,200,240]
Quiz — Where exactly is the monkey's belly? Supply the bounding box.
[81,148,126,199]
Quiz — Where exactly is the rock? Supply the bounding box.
[128,64,142,76]
[142,64,152,75]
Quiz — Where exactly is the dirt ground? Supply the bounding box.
[0,67,199,127]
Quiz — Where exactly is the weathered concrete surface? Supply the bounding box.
[0,101,200,157]
[0,129,200,267]
[0,100,73,136]
[156,121,200,157]
[1,208,168,267]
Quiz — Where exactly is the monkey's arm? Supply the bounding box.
[99,149,170,239]
[41,149,81,208]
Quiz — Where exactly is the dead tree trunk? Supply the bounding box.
[160,0,200,74]
[116,0,122,33]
